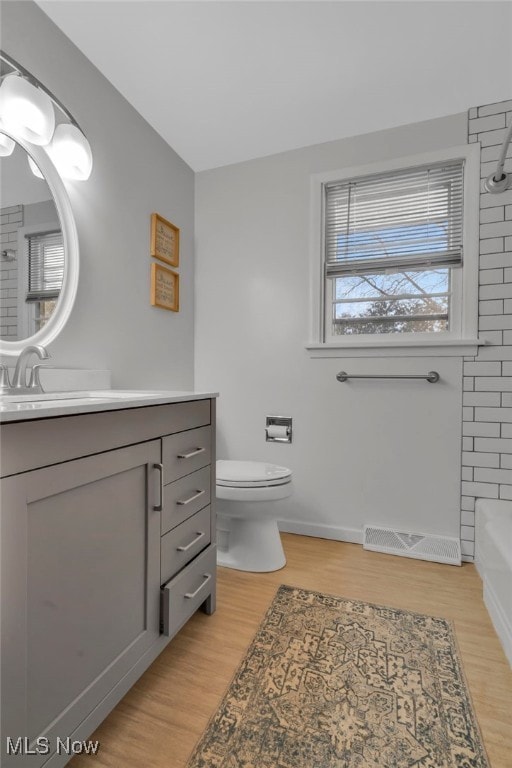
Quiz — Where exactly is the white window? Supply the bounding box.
[309,145,480,354]
[26,230,64,332]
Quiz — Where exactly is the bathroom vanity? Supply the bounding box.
[0,391,217,767]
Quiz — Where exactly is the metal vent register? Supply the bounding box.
[363,525,461,566]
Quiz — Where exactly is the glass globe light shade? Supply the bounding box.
[27,155,45,179]
[48,123,93,180]
[0,130,15,157]
[0,74,55,145]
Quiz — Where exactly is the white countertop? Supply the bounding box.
[0,390,218,423]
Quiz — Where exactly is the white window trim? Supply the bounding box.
[307,143,483,357]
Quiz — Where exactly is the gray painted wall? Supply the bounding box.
[195,113,469,546]
[1,1,195,389]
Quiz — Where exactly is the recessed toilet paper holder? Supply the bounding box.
[266,416,292,443]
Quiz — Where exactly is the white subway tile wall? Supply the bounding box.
[463,100,512,560]
[0,204,22,339]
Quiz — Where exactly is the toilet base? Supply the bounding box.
[217,514,286,572]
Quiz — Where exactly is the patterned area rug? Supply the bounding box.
[187,585,489,768]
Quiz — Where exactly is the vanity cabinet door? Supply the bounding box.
[0,440,161,768]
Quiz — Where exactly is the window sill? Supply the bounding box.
[306,338,484,358]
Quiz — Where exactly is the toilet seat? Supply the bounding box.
[216,460,293,572]
[217,460,292,488]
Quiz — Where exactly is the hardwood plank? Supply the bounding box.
[70,534,512,768]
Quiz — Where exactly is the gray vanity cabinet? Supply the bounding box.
[1,440,162,768]
[0,398,216,768]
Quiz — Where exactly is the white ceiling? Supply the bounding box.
[37,1,512,172]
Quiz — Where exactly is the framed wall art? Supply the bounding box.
[150,212,180,267]
[150,262,179,312]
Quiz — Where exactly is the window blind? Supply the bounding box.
[324,161,464,277]
[26,230,64,302]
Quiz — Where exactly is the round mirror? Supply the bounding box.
[0,131,79,356]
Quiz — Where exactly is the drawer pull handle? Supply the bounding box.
[177,531,205,552]
[176,489,206,506]
[177,447,206,460]
[153,463,164,512]
[185,573,212,599]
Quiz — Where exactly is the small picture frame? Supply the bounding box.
[150,263,179,312]
[150,212,180,267]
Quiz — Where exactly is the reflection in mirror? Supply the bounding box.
[0,135,63,342]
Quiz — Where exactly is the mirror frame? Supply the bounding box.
[0,131,79,357]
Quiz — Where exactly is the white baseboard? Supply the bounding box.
[483,579,512,668]
[278,519,363,545]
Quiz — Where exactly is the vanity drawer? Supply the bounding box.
[161,545,216,638]
[161,505,211,585]
[161,466,211,535]
[163,426,211,483]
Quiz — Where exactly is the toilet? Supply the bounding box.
[215,459,293,572]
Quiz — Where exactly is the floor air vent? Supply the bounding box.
[363,525,461,566]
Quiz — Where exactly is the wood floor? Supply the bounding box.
[70,534,512,768]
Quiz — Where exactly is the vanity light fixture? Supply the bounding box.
[48,123,93,181]
[0,73,55,145]
[0,50,93,181]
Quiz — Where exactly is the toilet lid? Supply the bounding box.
[217,460,292,487]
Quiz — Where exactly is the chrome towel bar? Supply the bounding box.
[336,371,439,383]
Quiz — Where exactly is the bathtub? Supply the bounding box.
[475,499,512,666]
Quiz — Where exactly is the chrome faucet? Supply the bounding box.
[4,345,51,394]
[0,365,11,393]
